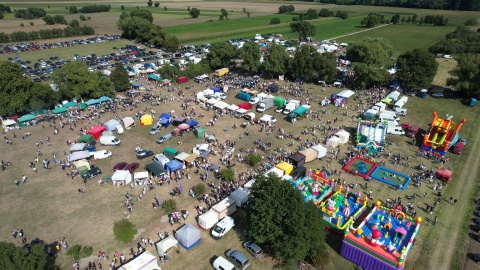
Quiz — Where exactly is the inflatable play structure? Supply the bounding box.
[319,186,369,233]
[341,201,421,270]
[356,121,386,155]
[343,156,378,178]
[290,170,332,204]
[370,166,411,190]
[422,112,466,156]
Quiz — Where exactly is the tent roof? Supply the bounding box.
[236,108,248,114]
[18,114,36,123]
[69,143,86,152]
[145,162,166,176]
[105,119,121,126]
[288,152,306,162]
[164,147,179,157]
[85,99,100,105]
[437,169,452,178]
[175,223,201,249]
[336,129,350,137]
[228,104,239,111]
[207,98,218,105]
[148,74,161,81]
[186,120,198,127]
[122,117,135,128]
[214,101,229,109]
[212,197,236,212]
[381,97,392,104]
[337,90,355,98]
[112,170,131,181]
[165,160,183,172]
[52,107,68,114]
[63,101,77,108]
[68,151,91,162]
[265,167,284,178]
[2,119,16,126]
[175,152,190,161]
[117,251,159,270]
[134,171,148,180]
[89,125,106,133]
[276,162,294,175]
[72,160,90,170]
[155,236,178,255]
[299,148,318,163]
[184,153,198,163]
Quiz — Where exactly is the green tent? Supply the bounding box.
[80,103,87,109]
[78,134,94,144]
[148,74,161,81]
[292,106,308,115]
[31,109,48,116]
[63,102,77,108]
[77,166,89,176]
[273,97,286,107]
[194,126,206,138]
[163,147,179,158]
[52,107,68,114]
[18,114,36,123]
[381,97,392,104]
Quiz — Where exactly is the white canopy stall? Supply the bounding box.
[311,144,327,159]
[2,119,17,132]
[197,209,219,230]
[155,236,178,256]
[134,171,149,185]
[112,170,132,186]
[336,130,350,144]
[117,251,160,270]
[227,104,239,111]
[122,117,135,129]
[326,136,340,148]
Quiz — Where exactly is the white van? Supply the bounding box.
[385,121,405,135]
[394,96,408,109]
[153,153,170,167]
[99,135,121,146]
[213,256,236,270]
[212,216,235,239]
[91,150,112,160]
[379,111,399,122]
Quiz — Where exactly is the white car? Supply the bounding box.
[91,150,112,160]
[212,216,235,239]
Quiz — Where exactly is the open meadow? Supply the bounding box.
[1,1,480,270]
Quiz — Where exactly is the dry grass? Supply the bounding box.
[432,58,457,87]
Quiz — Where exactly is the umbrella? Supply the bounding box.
[178,123,190,130]
[209,164,218,170]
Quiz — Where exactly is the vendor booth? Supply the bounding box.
[159,113,172,128]
[265,167,285,178]
[436,168,453,183]
[175,152,190,164]
[140,114,153,126]
[145,163,166,177]
[194,126,206,138]
[185,120,198,128]
[165,160,183,174]
[336,130,350,144]
[311,144,327,159]
[133,171,149,185]
[112,170,132,186]
[68,151,91,162]
[52,107,67,114]
[88,126,107,140]
[326,136,341,147]
[117,251,160,270]
[2,119,17,131]
[78,134,94,144]
[275,162,294,175]
[104,119,122,131]
[288,152,306,168]
[122,117,135,129]
[299,148,318,163]
[212,197,237,219]
[17,114,35,127]
[155,236,178,256]
[73,160,91,170]
[172,117,186,126]
[175,224,201,250]
[198,209,220,230]
[164,147,179,158]
[229,188,249,207]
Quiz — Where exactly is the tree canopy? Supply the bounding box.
[290,45,337,82]
[0,241,47,270]
[290,21,316,41]
[396,49,438,90]
[110,65,131,91]
[245,174,326,266]
[239,42,261,72]
[0,61,34,115]
[207,42,237,69]
[189,8,200,18]
[262,43,290,77]
[361,13,385,28]
[347,37,393,67]
[447,53,480,98]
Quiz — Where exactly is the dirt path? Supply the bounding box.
[426,115,480,269]
[326,24,389,41]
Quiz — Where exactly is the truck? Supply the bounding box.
[257,98,274,112]
[286,105,310,123]
[215,68,229,76]
[282,100,300,115]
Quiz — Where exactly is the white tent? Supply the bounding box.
[236,108,248,114]
[207,98,218,105]
[117,251,160,270]
[122,117,135,129]
[68,151,91,162]
[134,171,149,185]
[176,223,201,250]
[104,119,121,131]
[203,89,214,96]
[2,119,17,131]
[387,91,401,101]
[264,167,284,178]
[228,104,239,111]
[112,170,132,186]
[197,209,219,230]
[193,143,209,155]
[311,144,327,159]
[155,236,178,256]
[214,101,229,110]
[69,143,86,152]
[175,152,190,163]
[73,160,91,170]
[244,179,255,192]
[326,136,340,148]
[229,188,249,207]
[336,130,350,144]
[337,90,355,99]
[212,197,237,219]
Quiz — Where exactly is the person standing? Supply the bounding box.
[434,216,438,226]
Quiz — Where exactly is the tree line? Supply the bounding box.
[362,13,449,28]
[0,25,95,43]
[14,8,46,20]
[0,4,12,14]
[118,9,179,51]
[317,0,480,11]
[69,5,111,14]
[298,8,348,20]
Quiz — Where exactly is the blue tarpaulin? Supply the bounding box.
[144,63,154,68]
[97,96,111,103]
[148,74,161,81]
[165,160,183,173]
[185,120,198,127]
[212,87,222,93]
[85,99,100,105]
[131,82,141,87]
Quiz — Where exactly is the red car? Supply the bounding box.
[113,162,128,171]
[125,163,139,173]
[400,123,411,130]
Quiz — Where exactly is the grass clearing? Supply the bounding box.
[432,58,457,87]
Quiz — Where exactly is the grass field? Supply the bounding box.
[432,58,457,87]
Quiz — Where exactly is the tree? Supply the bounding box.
[154,1,160,7]
[396,49,438,90]
[239,41,261,72]
[447,53,480,98]
[164,34,179,51]
[193,183,206,196]
[121,5,125,10]
[113,219,137,243]
[29,83,59,110]
[391,13,400,24]
[263,43,290,77]
[158,63,179,78]
[304,8,318,20]
[207,42,237,69]
[319,8,331,17]
[189,8,200,18]
[219,168,235,182]
[79,15,86,21]
[130,9,153,23]
[270,18,280,25]
[290,21,316,41]
[42,15,55,25]
[351,62,390,88]
[0,241,47,270]
[245,174,326,266]
[0,61,33,115]
[346,38,393,67]
[66,245,93,261]
[278,5,294,14]
[361,13,384,28]
[69,19,79,27]
[110,64,130,91]
[162,199,177,213]
[245,153,261,166]
[69,5,78,13]
[220,8,228,19]
[147,0,153,7]
[316,52,338,83]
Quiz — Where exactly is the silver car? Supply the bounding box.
[243,241,263,258]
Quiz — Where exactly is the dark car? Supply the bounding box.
[125,163,139,173]
[472,254,480,264]
[291,166,307,180]
[82,166,102,180]
[431,92,444,98]
[243,241,263,258]
[136,150,154,159]
[113,162,128,171]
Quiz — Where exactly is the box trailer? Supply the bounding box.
[215,68,229,76]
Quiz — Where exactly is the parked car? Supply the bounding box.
[113,162,128,171]
[82,166,102,180]
[212,216,235,239]
[125,163,139,173]
[243,241,263,258]
[212,256,236,270]
[275,106,284,113]
[136,150,154,159]
[226,249,250,269]
[472,253,480,264]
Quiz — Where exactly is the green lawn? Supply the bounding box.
[337,24,456,57]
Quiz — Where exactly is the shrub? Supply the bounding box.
[246,11,250,18]
[53,15,67,24]
[121,5,125,10]
[79,15,86,21]
[164,6,167,11]
[30,22,34,26]
[189,8,200,18]
[465,18,478,26]
[113,219,137,243]
[69,5,78,14]
[154,2,160,8]
[270,18,281,25]
[87,16,91,20]
[79,5,111,14]
[20,23,25,27]
[245,153,262,166]
[69,19,79,27]
[220,168,235,182]
[66,245,93,261]
[162,199,177,213]
[147,0,153,7]
[193,183,206,196]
